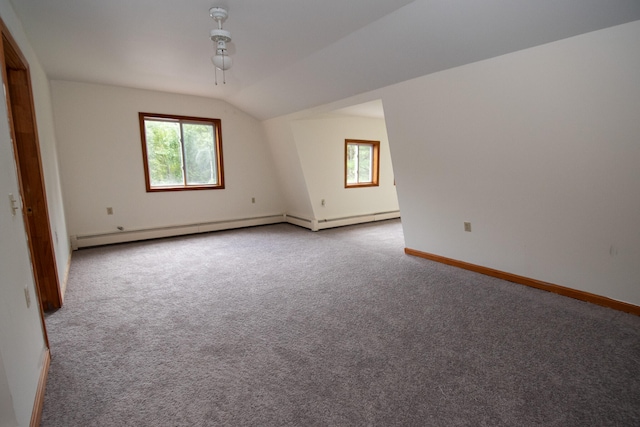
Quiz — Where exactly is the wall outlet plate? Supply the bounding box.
[464,222,472,232]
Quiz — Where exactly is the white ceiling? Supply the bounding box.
[331,100,385,120]
[10,0,640,120]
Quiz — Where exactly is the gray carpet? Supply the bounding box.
[41,220,640,426]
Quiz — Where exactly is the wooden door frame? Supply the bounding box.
[0,17,61,322]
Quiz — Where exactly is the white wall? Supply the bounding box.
[263,112,399,225]
[0,107,31,424]
[0,2,70,294]
[262,118,314,219]
[27,57,70,295]
[380,21,640,305]
[0,354,18,426]
[290,116,398,220]
[0,0,67,424]
[51,81,285,238]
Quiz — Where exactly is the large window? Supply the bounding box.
[139,113,224,192]
[345,139,380,188]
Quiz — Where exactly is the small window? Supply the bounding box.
[139,113,224,192]
[345,139,380,188]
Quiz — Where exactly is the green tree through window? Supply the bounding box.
[139,113,224,191]
[345,139,380,188]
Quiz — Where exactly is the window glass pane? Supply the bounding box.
[144,120,183,187]
[183,123,217,185]
[345,139,379,188]
[140,113,224,192]
[358,144,373,183]
[346,144,358,184]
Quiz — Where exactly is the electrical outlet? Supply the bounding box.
[107,207,113,215]
[321,199,326,206]
[464,222,472,232]
[251,197,255,204]
[24,286,31,308]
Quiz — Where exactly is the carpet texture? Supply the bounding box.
[41,220,640,426]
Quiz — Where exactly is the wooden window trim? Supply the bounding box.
[139,112,225,192]
[345,139,380,188]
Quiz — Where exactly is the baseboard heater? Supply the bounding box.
[71,214,286,249]
[72,211,402,248]
[285,211,401,232]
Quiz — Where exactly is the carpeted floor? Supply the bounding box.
[41,220,640,426]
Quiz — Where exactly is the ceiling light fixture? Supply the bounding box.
[210,7,232,85]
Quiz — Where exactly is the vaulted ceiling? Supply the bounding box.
[10,0,640,120]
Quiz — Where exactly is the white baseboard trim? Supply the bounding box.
[30,347,50,427]
[59,247,73,300]
[71,211,402,248]
[285,211,401,232]
[316,210,400,230]
[71,214,286,249]
[283,214,316,230]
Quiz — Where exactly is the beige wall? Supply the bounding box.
[51,81,285,238]
[380,21,640,305]
[262,117,314,220]
[263,112,399,224]
[291,116,398,220]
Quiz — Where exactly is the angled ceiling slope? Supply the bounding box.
[10,0,640,120]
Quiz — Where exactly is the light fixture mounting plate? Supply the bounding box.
[209,7,228,22]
